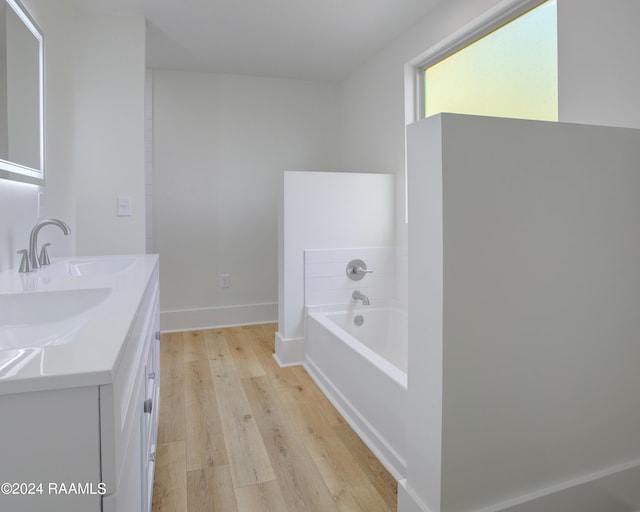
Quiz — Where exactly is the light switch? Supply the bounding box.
[117,196,132,216]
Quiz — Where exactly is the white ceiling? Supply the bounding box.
[72,0,442,82]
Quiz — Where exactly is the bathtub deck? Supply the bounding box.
[152,323,397,512]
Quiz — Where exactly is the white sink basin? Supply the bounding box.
[0,288,110,349]
[67,258,136,277]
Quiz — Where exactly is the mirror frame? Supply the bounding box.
[0,0,44,185]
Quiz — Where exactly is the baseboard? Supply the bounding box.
[161,302,277,332]
[398,459,640,512]
[398,480,434,512]
[485,459,640,512]
[273,332,305,366]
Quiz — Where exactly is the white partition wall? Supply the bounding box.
[403,114,640,512]
[276,171,394,365]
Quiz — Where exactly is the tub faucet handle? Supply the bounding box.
[346,259,373,281]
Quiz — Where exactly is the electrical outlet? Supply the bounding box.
[219,273,231,288]
[117,196,132,216]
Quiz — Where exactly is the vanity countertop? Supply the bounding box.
[0,254,159,395]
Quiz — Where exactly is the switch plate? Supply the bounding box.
[219,274,231,288]
[117,196,132,216]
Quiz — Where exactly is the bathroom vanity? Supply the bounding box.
[0,255,159,512]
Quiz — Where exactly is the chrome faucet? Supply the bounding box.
[28,218,71,271]
[352,290,370,306]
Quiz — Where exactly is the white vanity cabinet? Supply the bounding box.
[100,267,160,512]
[0,255,159,512]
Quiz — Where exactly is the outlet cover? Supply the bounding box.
[117,196,132,216]
[219,274,231,288]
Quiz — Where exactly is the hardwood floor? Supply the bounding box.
[151,323,397,512]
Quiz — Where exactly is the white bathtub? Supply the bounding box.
[304,305,408,479]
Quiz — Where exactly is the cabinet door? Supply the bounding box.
[102,366,146,512]
[102,413,143,512]
[0,387,102,512]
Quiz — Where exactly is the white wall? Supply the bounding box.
[74,11,146,256]
[276,171,394,365]
[0,58,7,159]
[406,114,640,512]
[0,178,40,270]
[1,2,147,271]
[558,0,640,129]
[338,0,503,251]
[152,71,339,331]
[0,0,76,272]
[338,0,640,252]
[401,115,443,512]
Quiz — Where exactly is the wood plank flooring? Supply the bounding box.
[152,323,397,512]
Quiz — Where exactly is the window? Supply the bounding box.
[404,0,557,223]
[420,0,557,121]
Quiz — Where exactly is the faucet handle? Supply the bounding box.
[38,243,51,266]
[17,249,31,273]
[346,259,373,281]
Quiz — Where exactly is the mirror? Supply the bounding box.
[0,0,44,184]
